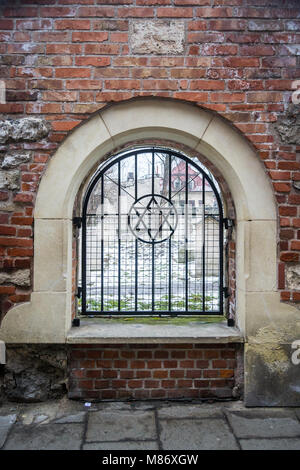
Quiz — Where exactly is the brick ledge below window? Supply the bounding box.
[66,319,243,344]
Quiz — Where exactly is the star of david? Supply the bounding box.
[128,194,178,244]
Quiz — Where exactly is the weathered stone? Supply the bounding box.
[0,121,13,144]
[159,418,238,450]
[83,441,159,450]
[130,20,185,55]
[240,438,300,450]
[0,414,16,448]
[86,410,156,442]
[54,412,86,424]
[274,104,300,145]
[248,19,281,31]
[158,405,223,419]
[226,409,300,438]
[1,151,31,169]
[3,346,67,403]
[3,423,83,450]
[286,264,300,290]
[0,170,20,191]
[282,44,300,55]
[0,269,31,287]
[0,201,17,212]
[0,118,50,144]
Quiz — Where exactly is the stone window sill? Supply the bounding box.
[66,318,244,344]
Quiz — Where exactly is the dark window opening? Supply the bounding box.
[79,147,224,317]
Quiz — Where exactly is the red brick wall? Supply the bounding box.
[68,343,239,400]
[0,0,300,318]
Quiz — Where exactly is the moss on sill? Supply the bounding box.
[78,315,225,326]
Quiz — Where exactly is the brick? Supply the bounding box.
[280,252,299,262]
[55,68,91,78]
[292,219,300,228]
[110,33,128,42]
[105,80,140,90]
[119,7,154,17]
[78,7,115,17]
[0,286,17,297]
[66,80,102,90]
[40,7,76,17]
[279,206,297,216]
[46,44,82,54]
[10,217,33,226]
[292,292,300,302]
[51,121,81,131]
[281,291,290,301]
[273,183,291,193]
[190,80,225,90]
[55,20,91,30]
[157,7,193,17]
[72,32,108,42]
[291,241,300,250]
[0,226,16,236]
[210,19,247,30]
[75,57,110,67]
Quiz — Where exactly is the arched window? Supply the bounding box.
[80,147,224,316]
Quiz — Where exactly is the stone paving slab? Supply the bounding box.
[1,399,300,450]
[159,418,239,450]
[83,441,159,450]
[3,423,84,450]
[226,410,300,439]
[240,438,300,450]
[158,404,224,419]
[86,410,157,442]
[54,412,86,424]
[0,414,16,448]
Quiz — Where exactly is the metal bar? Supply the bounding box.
[81,212,87,314]
[151,150,155,312]
[219,213,224,316]
[185,159,188,311]
[118,160,121,312]
[202,175,206,312]
[100,174,104,312]
[168,152,172,313]
[134,152,138,312]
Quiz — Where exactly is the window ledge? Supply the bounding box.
[66,319,244,344]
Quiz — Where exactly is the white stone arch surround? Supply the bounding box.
[1,98,300,404]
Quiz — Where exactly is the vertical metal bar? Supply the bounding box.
[134,152,138,312]
[219,212,224,316]
[185,160,188,312]
[152,150,155,312]
[82,213,87,314]
[118,160,121,312]
[100,174,104,311]
[168,153,172,313]
[202,175,206,312]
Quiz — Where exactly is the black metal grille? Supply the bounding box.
[80,148,224,316]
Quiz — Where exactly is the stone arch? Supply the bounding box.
[0,97,297,350]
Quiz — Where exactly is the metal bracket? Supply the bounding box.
[223,218,234,229]
[227,318,235,327]
[73,217,82,229]
[76,287,82,299]
[72,318,80,327]
[223,287,230,298]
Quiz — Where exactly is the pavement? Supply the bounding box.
[0,397,300,450]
